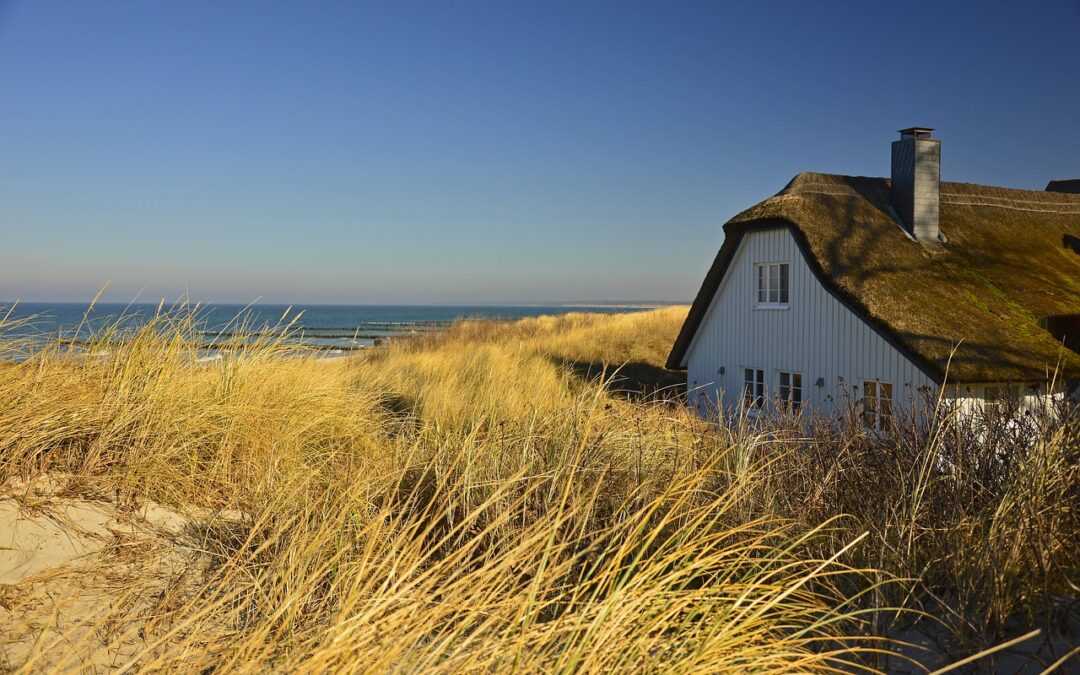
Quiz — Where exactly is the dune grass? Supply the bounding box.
[0,304,1076,671]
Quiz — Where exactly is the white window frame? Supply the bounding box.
[777,370,803,412]
[981,384,1020,412]
[742,367,765,412]
[755,262,790,308]
[862,380,893,431]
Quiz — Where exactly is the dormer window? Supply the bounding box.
[1041,314,1080,355]
[756,262,790,307]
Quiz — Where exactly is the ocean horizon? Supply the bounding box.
[1,301,673,352]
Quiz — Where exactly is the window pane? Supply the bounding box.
[769,287,779,303]
[863,382,876,427]
[778,371,799,411]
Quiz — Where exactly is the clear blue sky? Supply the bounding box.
[2,1,1078,304]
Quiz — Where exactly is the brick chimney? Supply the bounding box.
[891,127,941,241]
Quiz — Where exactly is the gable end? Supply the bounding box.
[667,218,944,384]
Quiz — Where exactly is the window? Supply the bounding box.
[777,371,803,411]
[982,385,1016,412]
[862,380,893,430]
[756,262,790,306]
[743,368,765,410]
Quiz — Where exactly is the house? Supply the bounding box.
[667,128,1080,425]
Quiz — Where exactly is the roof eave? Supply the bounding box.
[665,219,786,371]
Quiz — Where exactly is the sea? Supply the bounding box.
[0,302,661,355]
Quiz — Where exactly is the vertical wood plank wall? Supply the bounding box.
[684,227,937,417]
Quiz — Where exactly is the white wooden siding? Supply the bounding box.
[684,227,938,417]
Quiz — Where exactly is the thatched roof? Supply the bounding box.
[668,172,1080,383]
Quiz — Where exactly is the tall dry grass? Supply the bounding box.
[0,304,1076,671]
[0,305,897,673]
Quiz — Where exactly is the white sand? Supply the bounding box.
[1,501,106,585]
[0,474,236,671]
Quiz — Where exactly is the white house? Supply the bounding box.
[667,128,1080,425]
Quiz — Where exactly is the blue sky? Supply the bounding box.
[2,1,1078,304]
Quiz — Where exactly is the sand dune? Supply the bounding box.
[0,475,237,671]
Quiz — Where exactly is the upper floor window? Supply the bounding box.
[743,368,765,411]
[756,262,790,306]
[777,371,803,412]
[862,380,893,431]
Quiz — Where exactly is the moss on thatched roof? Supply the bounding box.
[669,172,1080,383]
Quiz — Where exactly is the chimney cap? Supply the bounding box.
[898,127,935,139]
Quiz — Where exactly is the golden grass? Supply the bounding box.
[0,304,1076,672]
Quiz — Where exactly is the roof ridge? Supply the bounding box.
[941,181,1080,202]
[781,183,1080,213]
[790,173,1080,201]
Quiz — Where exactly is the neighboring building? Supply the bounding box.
[667,128,1080,424]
